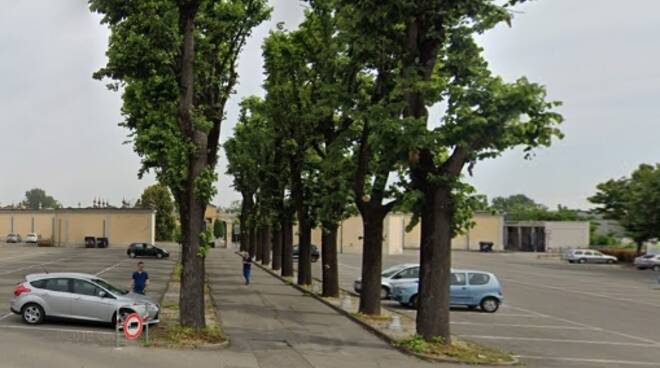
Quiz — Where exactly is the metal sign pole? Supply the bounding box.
[115,304,120,349]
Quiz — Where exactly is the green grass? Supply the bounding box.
[149,324,225,348]
[396,335,515,364]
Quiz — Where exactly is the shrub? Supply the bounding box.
[599,247,637,263]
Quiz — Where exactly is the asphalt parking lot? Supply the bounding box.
[314,250,660,368]
[0,243,177,346]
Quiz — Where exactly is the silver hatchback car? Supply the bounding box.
[10,272,159,326]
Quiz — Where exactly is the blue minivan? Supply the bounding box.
[391,269,503,313]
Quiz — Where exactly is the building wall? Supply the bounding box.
[303,212,503,255]
[403,212,504,251]
[0,209,154,247]
[544,221,590,251]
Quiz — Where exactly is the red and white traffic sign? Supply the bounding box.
[123,313,144,340]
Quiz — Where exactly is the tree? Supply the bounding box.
[21,188,60,209]
[491,194,544,214]
[90,0,270,329]
[139,183,177,241]
[491,194,580,221]
[589,164,660,255]
[337,0,563,341]
[212,218,225,239]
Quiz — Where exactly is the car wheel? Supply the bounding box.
[22,303,45,325]
[653,265,660,272]
[157,253,163,259]
[409,294,418,309]
[380,286,389,299]
[568,260,574,263]
[578,258,586,264]
[480,297,500,313]
[129,252,136,258]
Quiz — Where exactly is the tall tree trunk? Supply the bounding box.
[239,199,249,252]
[321,222,339,297]
[262,225,271,265]
[358,208,385,315]
[255,226,263,262]
[177,2,205,329]
[248,219,256,259]
[416,186,452,342]
[272,228,282,270]
[281,216,294,277]
[297,221,312,285]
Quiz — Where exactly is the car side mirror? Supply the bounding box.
[98,291,107,298]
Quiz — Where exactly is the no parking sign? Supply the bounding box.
[123,313,143,340]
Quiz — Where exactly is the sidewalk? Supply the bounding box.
[206,248,446,368]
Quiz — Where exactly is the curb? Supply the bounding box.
[242,253,518,366]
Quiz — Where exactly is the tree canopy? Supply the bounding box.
[138,183,176,241]
[21,188,60,209]
[589,163,660,253]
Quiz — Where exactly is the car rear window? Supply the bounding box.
[30,279,47,289]
[45,278,70,292]
[574,251,583,255]
[468,273,490,285]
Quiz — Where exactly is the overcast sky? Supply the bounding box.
[1,0,658,210]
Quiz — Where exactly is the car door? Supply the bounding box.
[389,267,419,289]
[467,272,492,304]
[450,272,470,305]
[70,279,116,322]
[43,278,73,318]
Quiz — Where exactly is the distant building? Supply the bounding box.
[504,221,590,252]
[0,208,155,247]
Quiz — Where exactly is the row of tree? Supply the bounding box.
[225,0,563,342]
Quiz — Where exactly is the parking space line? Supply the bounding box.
[338,263,361,271]
[0,325,114,335]
[508,305,660,346]
[451,321,594,330]
[503,278,660,309]
[0,256,75,276]
[0,313,13,321]
[95,260,128,276]
[518,355,660,366]
[463,335,657,347]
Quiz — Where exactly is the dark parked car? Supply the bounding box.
[292,244,320,263]
[127,243,170,259]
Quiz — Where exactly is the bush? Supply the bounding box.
[599,248,638,263]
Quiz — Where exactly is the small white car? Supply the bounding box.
[565,249,617,264]
[353,264,419,299]
[24,233,39,244]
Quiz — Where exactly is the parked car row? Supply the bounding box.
[563,248,660,273]
[5,233,40,244]
[353,264,503,313]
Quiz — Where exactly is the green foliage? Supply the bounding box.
[212,219,225,239]
[21,188,60,209]
[139,183,176,241]
[589,163,660,246]
[489,194,580,221]
[198,227,214,257]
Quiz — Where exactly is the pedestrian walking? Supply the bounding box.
[132,261,149,294]
[242,252,252,285]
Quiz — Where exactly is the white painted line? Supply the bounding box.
[0,256,75,276]
[95,260,128,276]
[502,278,660,309]
[507,305,660,346]
[451,321,594,330]
[457,313,540,318]
[0,313,13,321]
[0,325,114,335]
[518,355,660,367]
[463,335,657,347]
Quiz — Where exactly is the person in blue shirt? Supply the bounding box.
[242,252,252,285]
[132,261,149,294]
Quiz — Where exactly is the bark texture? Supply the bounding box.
[321,223,339,298]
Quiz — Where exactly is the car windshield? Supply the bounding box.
[382,265,407,278]
[92,278,128,295]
